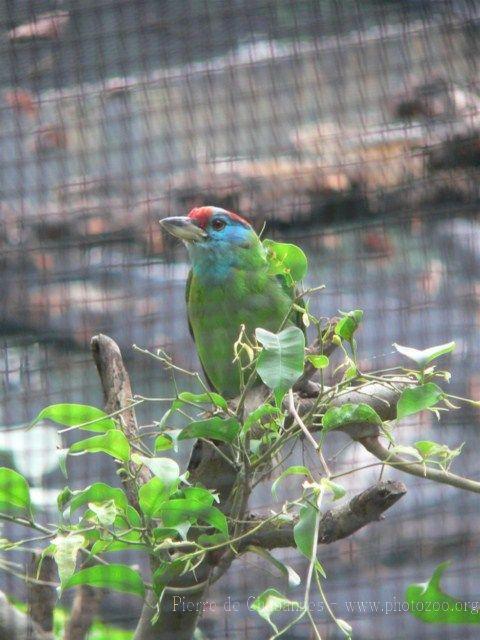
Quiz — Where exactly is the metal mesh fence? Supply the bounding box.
[1,0,480,638]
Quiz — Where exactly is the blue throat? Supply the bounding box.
[188,241,240,284]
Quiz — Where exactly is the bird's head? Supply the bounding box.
[160,206,263,280]
[160,206,252,245]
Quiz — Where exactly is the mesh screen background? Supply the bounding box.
[1,1,480,638]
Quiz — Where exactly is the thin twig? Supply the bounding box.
[288,389,331,477]
[361,436,480,494]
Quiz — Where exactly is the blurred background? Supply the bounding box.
[1,0,480,638]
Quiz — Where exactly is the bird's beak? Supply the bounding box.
[159,216,207,242]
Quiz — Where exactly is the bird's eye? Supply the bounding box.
[211,219,226,231]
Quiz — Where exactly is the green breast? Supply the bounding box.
[187,268,294,398]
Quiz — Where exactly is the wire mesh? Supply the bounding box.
[1,0,480,638]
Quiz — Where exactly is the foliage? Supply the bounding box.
[0,467,31,514]
[263,239,308,286]
[31,404,116,433]
[0,239,476,638]
[255,326,305,398]
[405,562,480,625]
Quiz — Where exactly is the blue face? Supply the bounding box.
[202,208,251,244]
[188,208,256,282]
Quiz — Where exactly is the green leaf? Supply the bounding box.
[343,365,357,381]
[414,440,444,458]
[393,342,455,368]
[183,486,218,506]
[177,417,240,443]
[405,562,480,624]
[52,534,85,585]
[132,456,180,487]
[294,504,318,559]
[155,522,191,542]
[153,434,173,452]
[156,430,182,453]
[64,564,145,598]
[397,383,444,419]
[68,430,130,462]
[57,448,69,478]
[176,391,228,411]
[322,403,382,433]
[91,535,148,555]
[263,239,308,284]
[250,588,301,633]
[321,478,346,500]
[271,466,313,499]
[256,326,305,393]
[335,310,363,342]
[125,506,142,528]
[139,476,178,518]
[158,499,228,535]
[389,445,423,461]
[67,483,128,516]
[88,500,118,527]
[0,468,31,513]
[274,388,286,408]
[306,355,330,369]
[413,440,463,470]
[248,546,301,588]
[57,487,74,512]
[31,404,115,433]
[241,403,281,436]
[414,440,462,461]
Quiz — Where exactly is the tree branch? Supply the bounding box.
[132,439,242,640]
[298,378,413,437]
[27,551,56,633]
[0,591,53,640]
[63,575,102,640]
[360,436,480,494]
[91,334,152,508]
[85,335,152,640]
[237,480,406,550]
[90,335,237,640]
[297,376,480,495]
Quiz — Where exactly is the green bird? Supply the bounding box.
[160,206,300,399]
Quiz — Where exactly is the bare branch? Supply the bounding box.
[91,334,152,508]
[87,335,151,640]
[92,335,160,640]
